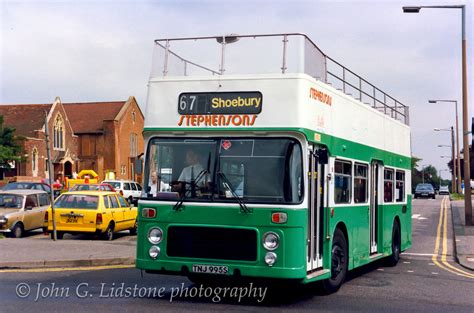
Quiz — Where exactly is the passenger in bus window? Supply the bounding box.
[150,171,170,197]
[172,149,210,193]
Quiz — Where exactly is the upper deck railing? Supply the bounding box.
[151,33,409,125]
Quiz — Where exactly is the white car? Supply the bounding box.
[101,180,142,205]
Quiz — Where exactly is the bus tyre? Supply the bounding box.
[386,221,401,267]
[322,228,348,294]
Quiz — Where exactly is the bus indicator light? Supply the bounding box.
[272,212,287,224]
[142,208,156,218]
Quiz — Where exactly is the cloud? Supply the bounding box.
[0,0,472,177]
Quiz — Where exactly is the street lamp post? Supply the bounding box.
[439,146,455,192]
[430,100,462,193]
[404,5,472,225]
[439,169,449,189]
[435,127,456,193]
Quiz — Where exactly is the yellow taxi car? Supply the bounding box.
[44,191,137,240]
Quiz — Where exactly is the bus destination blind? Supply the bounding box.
[178,92,262,115]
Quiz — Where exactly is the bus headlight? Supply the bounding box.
[148,227,163,244]
[262,232,279,250]
[149,246,160,259]
[264,252,277,266]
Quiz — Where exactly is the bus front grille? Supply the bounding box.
[167,226,257,261]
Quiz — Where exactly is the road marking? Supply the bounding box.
[403,252,435,257]
[407,270,414,273]
[411,214,428,220]
[0,264,134,273]
[431,272,438,275]
[432,197,474,279]
[403,261,411,264]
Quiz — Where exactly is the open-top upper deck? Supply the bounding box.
[150,33,409,125]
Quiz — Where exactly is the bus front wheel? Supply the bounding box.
[322,228,348,294]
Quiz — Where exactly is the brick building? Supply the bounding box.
[0,97,79,180]
[0,96,144,181]
[63,96,144,181]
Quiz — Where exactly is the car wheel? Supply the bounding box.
[103,223,114,241]
[322,228,348,294]
[12,223,24,238]
[129,221,137,236]
[386,221,401,266]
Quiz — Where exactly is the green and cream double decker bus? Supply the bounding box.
[137,34,411,293]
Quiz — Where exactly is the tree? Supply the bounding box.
[0,116,24,170]
[411,156,447,191]
[411,156,422,192]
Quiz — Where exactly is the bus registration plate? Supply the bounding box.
[192,264,229,275]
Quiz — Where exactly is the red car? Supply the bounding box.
[69,183,116,192]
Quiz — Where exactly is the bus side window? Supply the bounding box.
[354,163,368,203]
[384,168,394,202]
[395,170,405,202]
[334,160,352,204]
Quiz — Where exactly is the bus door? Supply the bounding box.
[307,146,326,272]
[370,160,381,254]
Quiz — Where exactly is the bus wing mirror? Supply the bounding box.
[317,148,329,164]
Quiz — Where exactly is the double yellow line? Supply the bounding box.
[432,196,474,279]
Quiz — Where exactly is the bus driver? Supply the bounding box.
[172,149,210,193]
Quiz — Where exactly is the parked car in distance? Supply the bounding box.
[439,185,450,195]
[414,183,436,199]
[0,190,51,238]
[101,180,142,205]
[69,183,116,192]
[2,182,51,193]
[44,191,137,240]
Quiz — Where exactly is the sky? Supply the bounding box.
[1,0,473,179]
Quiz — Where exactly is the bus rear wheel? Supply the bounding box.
[322,228,348,294]
[386,221,401,266]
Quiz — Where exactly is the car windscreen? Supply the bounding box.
[3,183,33,190]
[70,184,99,191]
[104,182,121,189]
[416,185,434,191]
[54,194,99,209]
[0,194,23,209]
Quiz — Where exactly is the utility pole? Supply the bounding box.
[451,127,456,193]
[44,112,57,241]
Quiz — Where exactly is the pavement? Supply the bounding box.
[0,231,136,269]
[450,198,474,271]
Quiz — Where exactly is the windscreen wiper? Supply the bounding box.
[173,152,212,211]
[172,168,208,211]
[217,172,251,214]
